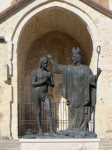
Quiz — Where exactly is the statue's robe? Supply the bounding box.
[52,60,97,131]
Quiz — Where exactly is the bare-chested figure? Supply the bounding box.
[31,57,55,135]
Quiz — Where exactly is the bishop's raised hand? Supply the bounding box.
[46,51,52,59]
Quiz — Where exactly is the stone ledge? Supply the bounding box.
[20,139,100,150]
[20,139,100,143]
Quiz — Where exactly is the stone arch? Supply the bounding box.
[11,2,99,138]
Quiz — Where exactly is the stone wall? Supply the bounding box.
[11,0,19,5]
[94,0,109,9]
[0,0,112,139]
[0,41,10,137]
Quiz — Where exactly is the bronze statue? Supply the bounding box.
[31,57,55,135]
[46,47,102,133]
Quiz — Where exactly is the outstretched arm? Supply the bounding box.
[46,51,64,74]
[46,51,58,66]
[31,71,47,87]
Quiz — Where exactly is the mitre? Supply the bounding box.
[71,47,82,56]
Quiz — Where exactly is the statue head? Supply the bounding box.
[71,47,84,65]
[39,57,48,69]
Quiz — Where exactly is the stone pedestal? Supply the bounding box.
[20,139,100,150]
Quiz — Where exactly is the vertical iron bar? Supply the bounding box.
[61,102,62,130]
[47,102,48,133]
[52,102,53,132]
[20,103,21,136]
[63,100,64,130]
[36,103,37,134]
[33,103,34,133]
[91,114,92,131]
[53,102,54,133]
[20,103,21,137]
[66,103,67,129]
[18,103,19,137]
[21,103,23,136]
[29,103,30,130]
[58,100,59,132]
[53,101,54,132]
[55,102,56,132]
[27,95,28,130]
[31,103,32,131]
[43,102,44,133]
[26,102,27,134]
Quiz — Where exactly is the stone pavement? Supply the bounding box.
[0,140,21,150]
[99,139,112,150]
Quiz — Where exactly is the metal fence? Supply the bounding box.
[18,101,94,137]
[18,101,69,137]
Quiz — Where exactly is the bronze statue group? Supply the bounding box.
[30,47,101,138]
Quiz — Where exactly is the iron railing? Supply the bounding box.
[18,101,94,137]
[18,101,69,137]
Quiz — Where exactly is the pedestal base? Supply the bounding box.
[20,139,100,150]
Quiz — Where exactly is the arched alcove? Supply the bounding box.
[17,7,94,136]
[11,1,99,138]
